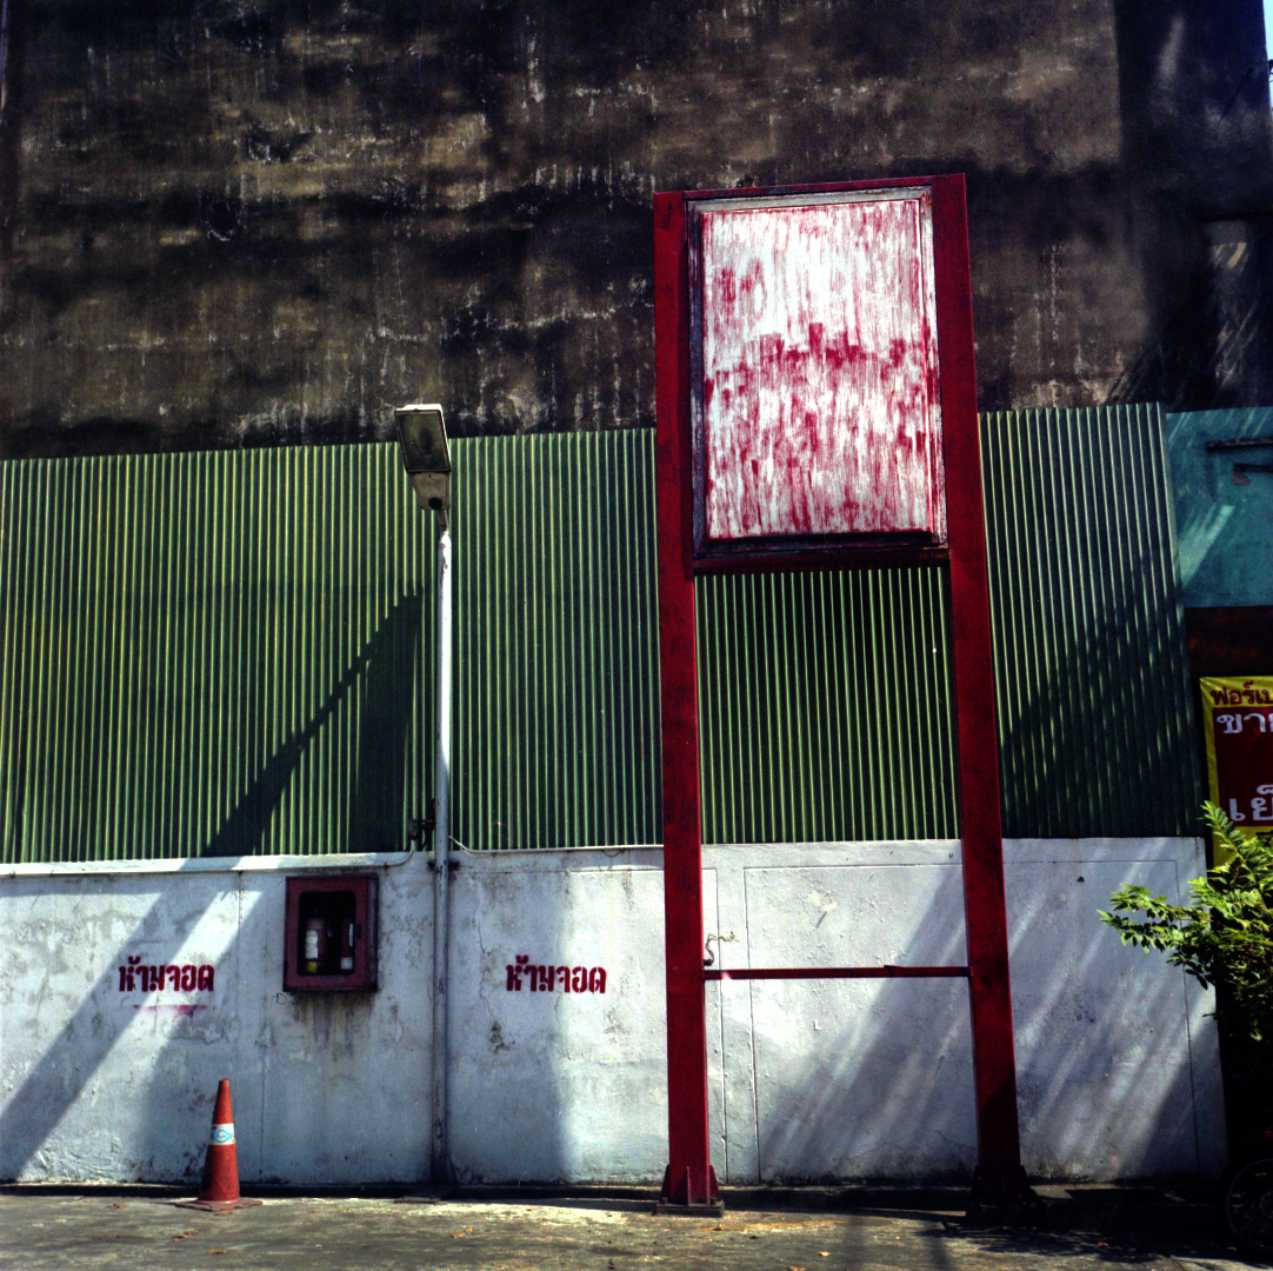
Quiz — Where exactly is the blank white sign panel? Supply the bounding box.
[696,190,946,544]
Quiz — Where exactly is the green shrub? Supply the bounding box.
[1100,803,1273,1042]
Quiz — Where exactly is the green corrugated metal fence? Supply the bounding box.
[452,432,661,850]
[0,405,1200,863]
[696,405,1199,842]
[697,567,958,842]
[0,446,434,861]
[983,404,1197,836]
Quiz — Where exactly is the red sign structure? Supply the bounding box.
[653,175,1025,1211]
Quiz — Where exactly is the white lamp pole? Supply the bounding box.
[394,403,453,1187]
[429,515,452,1185]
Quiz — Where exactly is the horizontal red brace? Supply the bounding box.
[704,965,970,981]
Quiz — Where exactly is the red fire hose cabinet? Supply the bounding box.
[283,874,379,993]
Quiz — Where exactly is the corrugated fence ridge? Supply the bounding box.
[982,403,1198,837]
[452,431,661,850]
[0,446,435,861]
[0,407,1198,863]
[697,566,957,843]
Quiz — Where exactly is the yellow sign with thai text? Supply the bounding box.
[1200,676,1273,863]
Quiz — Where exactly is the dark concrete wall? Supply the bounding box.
[0,0,1270,457]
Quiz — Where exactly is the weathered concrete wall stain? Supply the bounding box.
[0,1,1270,458]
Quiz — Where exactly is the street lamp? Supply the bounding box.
[395,402,453,1187]
[395,402,452,525]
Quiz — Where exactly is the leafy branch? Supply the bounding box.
[1100,803,1273,1041]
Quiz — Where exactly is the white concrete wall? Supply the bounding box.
[0,838,1223,1185]
[0,855,435,1185]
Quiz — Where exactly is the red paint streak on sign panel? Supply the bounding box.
[700,194,944,541]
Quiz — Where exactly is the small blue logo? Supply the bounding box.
[210,1125,235,1146]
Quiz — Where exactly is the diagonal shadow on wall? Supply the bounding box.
[198,594,423,859]
[705,412,1216,1180]
[739,838,1215,1184]
[0,594,423,1180]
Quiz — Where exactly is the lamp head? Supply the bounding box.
[395,403,450,516]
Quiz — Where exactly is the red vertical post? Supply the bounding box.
[932,176,1026,1202]
[652,191,719,1210]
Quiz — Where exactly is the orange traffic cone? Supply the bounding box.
[175,1079,263,1212]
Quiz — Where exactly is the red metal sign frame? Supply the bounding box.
[653,174,1024,1210]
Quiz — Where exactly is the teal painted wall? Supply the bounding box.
[1166,408,1273,609]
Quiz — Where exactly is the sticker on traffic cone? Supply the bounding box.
[175,1079,263,1212]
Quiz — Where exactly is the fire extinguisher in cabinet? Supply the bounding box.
[304,916,325,974]
[340,918,356,973]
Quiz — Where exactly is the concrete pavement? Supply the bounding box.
[0,1185,1264,1271]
